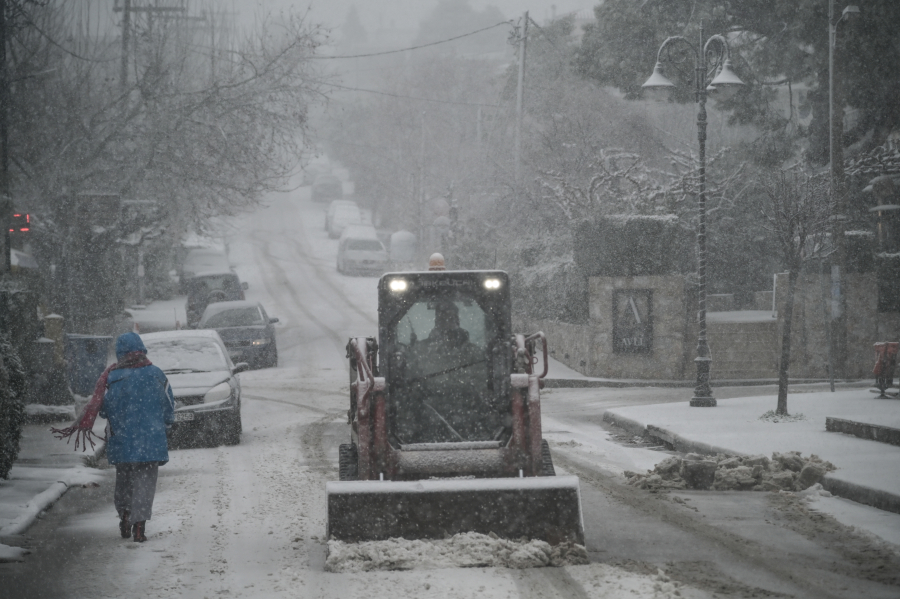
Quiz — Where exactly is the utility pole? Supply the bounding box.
[0,0,10,275]
[514,11,528,185]
[120,0,131,92]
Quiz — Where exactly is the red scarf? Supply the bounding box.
[51,351,152,452]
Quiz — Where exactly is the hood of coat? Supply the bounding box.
[165,371,232,398]
[115,332,147,359]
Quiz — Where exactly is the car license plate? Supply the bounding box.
[175,412,195,422]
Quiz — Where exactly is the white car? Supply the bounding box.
[325,200,359,233]
[337,226,389,276]
[328,203,362,239]
[141,329,249,447]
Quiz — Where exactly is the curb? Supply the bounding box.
[825,417,900,447]
[602,409,900,515]
[0,438,107,538]
[0,482,70,536]
[546,377,863,389]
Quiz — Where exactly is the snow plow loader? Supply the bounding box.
[327,264,584,545]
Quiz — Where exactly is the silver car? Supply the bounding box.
[141,330,249,447]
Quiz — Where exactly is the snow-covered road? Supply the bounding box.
[2,188,898,599]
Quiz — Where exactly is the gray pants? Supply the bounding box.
[114,462,159,523]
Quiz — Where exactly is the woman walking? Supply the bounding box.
[54,331,174,542]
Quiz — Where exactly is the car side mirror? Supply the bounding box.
[241,282,249,290]
[269,317,279,324]
[232,362,251,374]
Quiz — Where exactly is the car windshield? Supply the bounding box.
[144,337,228,373]
[186,275,239,294]
[202,307,264,328]
[348,239,383,251]
[391,298,500,444]
[335,206,360,218]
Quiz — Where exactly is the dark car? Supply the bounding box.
[198,300,279,369]
[311,174,343,202]
[141,330,248,447]
[184,270,248,327]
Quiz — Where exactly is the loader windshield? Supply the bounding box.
[390,297,503,444]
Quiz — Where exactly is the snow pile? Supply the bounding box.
[325,532,588,572]
[758,410,805,423]
[24,404,75,423]
[625,451,836,492]
[0,543,28,562]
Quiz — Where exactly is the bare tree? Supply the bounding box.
[761,168,832,415]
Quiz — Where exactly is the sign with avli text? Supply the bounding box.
[613,289,653,353]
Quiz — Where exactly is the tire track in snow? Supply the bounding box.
[253,238,348,361]
[288,236,378,326]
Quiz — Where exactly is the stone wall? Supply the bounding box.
[514,270,900,382]
[775,272,899,379]
[516,275,696,379]
[707,319,778,380]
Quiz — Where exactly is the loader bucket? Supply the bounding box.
[326,476,584,545]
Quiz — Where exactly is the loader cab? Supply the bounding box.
[378,271,512,446]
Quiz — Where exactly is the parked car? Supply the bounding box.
[181,248,230,280]
[198,300,279,369]
[312,174,343,203]
[337,225,389,276]
[325,199,359,232]
[184,271,248,327]
[141,330,248,447]
[328,203,362,239]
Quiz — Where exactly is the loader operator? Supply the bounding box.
[403,300,495,442]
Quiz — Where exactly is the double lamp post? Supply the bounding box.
[641,24,744,407]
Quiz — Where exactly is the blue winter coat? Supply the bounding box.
[99,333,175,465]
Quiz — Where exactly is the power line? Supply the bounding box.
[310,21,513,59]
[326,82,499,108]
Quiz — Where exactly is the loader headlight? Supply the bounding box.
[484,278,502,290]
[204,382,232,403]
[389,278,408,292]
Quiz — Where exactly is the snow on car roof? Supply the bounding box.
[184,269,238,278]
[201,300,260,317]
[141,329,224,342]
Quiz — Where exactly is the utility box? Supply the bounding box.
[65,334,112,396]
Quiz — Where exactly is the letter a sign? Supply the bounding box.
[613,289,653,354]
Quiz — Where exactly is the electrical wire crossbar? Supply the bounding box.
[310,21,513,59]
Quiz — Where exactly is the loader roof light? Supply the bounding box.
[389,278,408,292]
[484,278,502,290]
[428,253,446,271]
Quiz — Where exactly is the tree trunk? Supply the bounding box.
[777,268,800,415]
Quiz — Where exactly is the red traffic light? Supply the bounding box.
[10,213,29,232]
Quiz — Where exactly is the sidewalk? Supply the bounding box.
[603,389,900,514]
[0,419,105,561]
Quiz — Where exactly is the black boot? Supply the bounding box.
[132,521,147,543]
[119,510,131,538]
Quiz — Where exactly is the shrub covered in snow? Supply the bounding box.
[0,332,27,479]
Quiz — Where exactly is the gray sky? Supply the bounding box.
[233,1,593,34]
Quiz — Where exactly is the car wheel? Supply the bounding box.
[339,443,358,480]
[267,346,278,368]
[223,410,242,446]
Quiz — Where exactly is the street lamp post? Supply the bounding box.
[642,23,744,407]
[826,1,858,385]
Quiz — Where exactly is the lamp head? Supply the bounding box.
[708,58,744,100]
[841,5,860,21]
[641,62,675,102]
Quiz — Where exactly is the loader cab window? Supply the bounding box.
[390,297,503,444]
